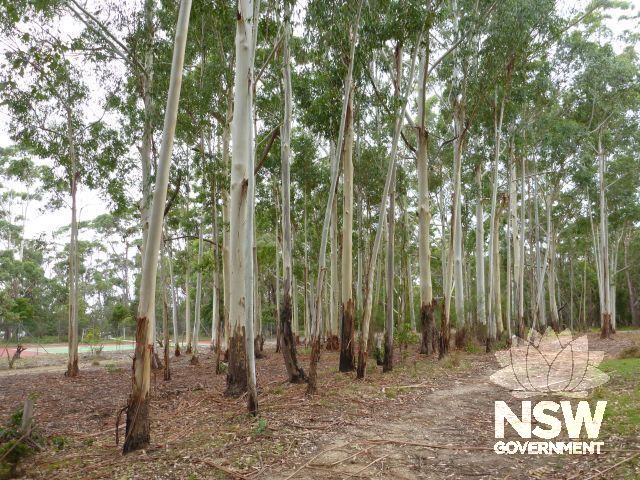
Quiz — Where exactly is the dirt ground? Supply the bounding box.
[1,332,639,479]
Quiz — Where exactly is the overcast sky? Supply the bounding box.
[0,0,638,245]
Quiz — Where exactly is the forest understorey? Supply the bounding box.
[1,332,639,479]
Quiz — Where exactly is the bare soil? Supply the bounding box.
[0,332,638,479]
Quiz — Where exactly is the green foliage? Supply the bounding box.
[84,327,104,356]
[251,418,268,436]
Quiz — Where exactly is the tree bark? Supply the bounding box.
[358,30,422,378]
[279,1,306,383]
[339,90,356,371]
[65,105,79,378]
[307,0,363,394]
[123,0,191,453]
[227,0,259,414]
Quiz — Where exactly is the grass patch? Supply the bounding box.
[591,358,640,438]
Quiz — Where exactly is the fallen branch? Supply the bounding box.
[569,452,640,480]
[343,454,389,478]
[364,438,493,451]
[199,458,249,480]
[283,443,346,480]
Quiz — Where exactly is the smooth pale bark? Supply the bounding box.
[227,0,259,414]
[123,0,191,453]
[357,32,421,379]
[547,193,560,332]
[339,91,355,371]
[356,194,364,313]
[404,201,416,331]
[185,258,192,353]
[383,162,396,373]
[65,105,79,378]
[278,4,303,384]
[191,219,204,362]
[517,151,526,339]
[329,173,339,347]
[167,241,180,355]
[253,226,262,354]
[505,149,514,341]
[139,0,154,262]
[273,181,281,353]
[161,242,170,381]
[222,190,230,351]
[493,203,504,340]
[475,165,486,328]
[416,49,435,355]
[303,193,309,342]
[508,147,521,339]
[582,250,588,330]
[596,129,612,338]
[533,159,546,329]
[221,92,232,352]
[211,175,221,353]
[307,0,363,394]
[443,0,465,355]
[486,93,505,348]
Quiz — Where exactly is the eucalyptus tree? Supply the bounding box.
[0,14,129,375]
[357,23,423,379]
[227,0,260,413]
[561,30,640,338]
[278,0,306,383]
[303,2,363,390]
[122,0,192,453]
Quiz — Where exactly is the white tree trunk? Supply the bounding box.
[228,0,259,412]
[307,0,363,393]
[123,0,191,453]
[358,30,422,377]
[475,165,486,327]
[65,105,79,378]
[191,219,204,360]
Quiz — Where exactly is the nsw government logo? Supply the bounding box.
[489,328,609,455]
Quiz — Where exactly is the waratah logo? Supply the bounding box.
[490,328,610,398]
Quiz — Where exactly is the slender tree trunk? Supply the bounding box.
[168,240,180,355]
[329,170,339,349]
[161,242,171,381]
[211,175,221,353]
[185,256,192,353]
[486,93,505,349]
[357,30,421,378]
[404,200,416,331]
[221,91,232,354]
[139,0,154,262]
[383,163,396,373]
[227,0,259,414]
[307,0,363,394]
[416,49,435,355]
[278,2,305,382]
[597,129,612,339]
[65,105,79,378]
[339,90,356,371]
[356,193,364,313]
[547,193,560,332]
[191,219,204,363]
[517,151,526,339]
[123,0,191,453]
[274,181,282,353]
[475,165,486,330]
